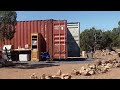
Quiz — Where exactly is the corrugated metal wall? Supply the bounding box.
[53,20,68,59]
[67,22,80,57]
[0,19,67,60]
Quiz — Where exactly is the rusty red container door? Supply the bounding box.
[53,20,68,59]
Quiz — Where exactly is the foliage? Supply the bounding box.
[0,11,17,43]
[80,21,120,52]
[80,27,103,52]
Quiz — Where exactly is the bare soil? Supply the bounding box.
[0,62,120,79]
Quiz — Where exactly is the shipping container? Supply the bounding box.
[0,19,67,60]
[67,22,80,57]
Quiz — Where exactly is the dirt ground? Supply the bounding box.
[0,62,120,79]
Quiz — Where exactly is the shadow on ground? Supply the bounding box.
[5,63,59,69]
[53,58,87,61]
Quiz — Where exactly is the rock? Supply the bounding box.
[88,70,95,75]
[114,63,120,67]
[110,51,116,55]
[40,74,46,79]
[61,74,72,79]
[108,59,114,64]
[30,73,38,79]
[71,77,76,79]
[45,75,53,79]
[96,65,105,74]
[81,66,86,71]
[85,68,91,72]
[56,70,62,76]
[117,60,120,63]
[80,66,95,76]
[105,63,113,69]
[113,60,117,63]
[101,67,108,73]
[80,67,90,76]
[52,75,61,79]
[101,63,106,67]
[116,58,120,63]
[111,57,117,61]
[105,60,110,64]
[88,64,96,69]
[101,60,106,64]
[96,69,102,74]
[80,66,86,74]
[82,70,90,76]
[71,69,81,75]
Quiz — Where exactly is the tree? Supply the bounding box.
[80,21,120,52]
[100,31,112,49]
[0,11,17,44]
[118,21,120,27]
[80,27,103,52]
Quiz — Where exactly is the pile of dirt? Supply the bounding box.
[93,50,119,59]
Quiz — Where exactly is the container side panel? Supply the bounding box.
[31,21,34,33]
[17,22,21,48]
[34,21,38,33]
[24,21,27,46]
[41,21,46,52]
[21,21,24,48]
[14,23,18,49]
[28,21,31,47]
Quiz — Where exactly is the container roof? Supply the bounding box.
[17,19,67,22]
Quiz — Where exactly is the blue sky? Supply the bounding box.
[16,11,120,32]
